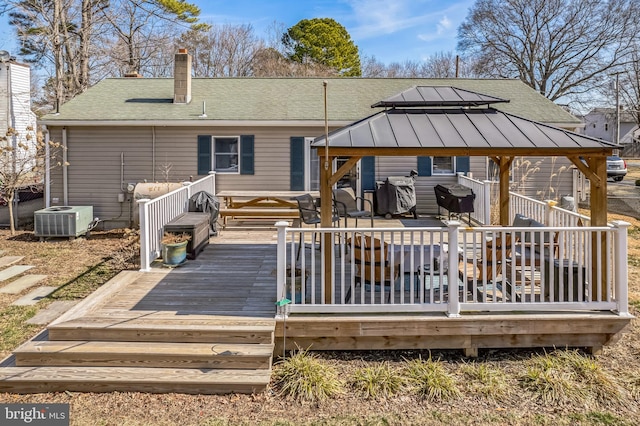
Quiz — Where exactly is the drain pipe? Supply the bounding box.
[44,126,50,207]
[62,127,68,205]
[152,126,156,181]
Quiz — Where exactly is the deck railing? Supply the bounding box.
[509,192,591,227]
[138,173,216,271]
[275,221,629,317]
[457,174,491,225]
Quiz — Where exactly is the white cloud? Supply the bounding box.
[417,14,453,42]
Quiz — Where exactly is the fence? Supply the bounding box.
[275,221,629,317]
[138,173,216,271]
[509,192,591,227]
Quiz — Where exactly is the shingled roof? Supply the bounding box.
[41,78,580,127]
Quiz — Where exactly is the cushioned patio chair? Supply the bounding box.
[461,234,515,302]
[345,234,400,303]
[332,188,374,227]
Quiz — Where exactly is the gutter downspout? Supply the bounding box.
[152,126,156,181]
[62,127,68,205]
[44,127,50,207]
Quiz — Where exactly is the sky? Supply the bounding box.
[0,0,475,65]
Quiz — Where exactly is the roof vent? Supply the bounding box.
[124,72,142,78]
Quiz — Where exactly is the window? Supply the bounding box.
[214,136,239,173]
[306,137,319,191]
[432,156,455,175]
[197,135,253,175]
[417,156,469,177]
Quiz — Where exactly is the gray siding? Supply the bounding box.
[48,125,328,229]
[376,155,575,215]
[48,125,578,229]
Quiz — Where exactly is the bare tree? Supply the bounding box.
[617,48,640,131]
[177,24,262,77]
[458,0,640,101]
[0,127,65,235]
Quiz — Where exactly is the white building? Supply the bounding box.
[0,51,38,150]
[582,107,639,144]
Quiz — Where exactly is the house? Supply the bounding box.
[582,107,640,155]
[41,50,583,229]
[0,52,37,150]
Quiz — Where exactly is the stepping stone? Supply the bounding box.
[0,265,33,282]
[26,301,78,325]
[0,256,24,268]
[0,275,48,294]
[12,287,57,306]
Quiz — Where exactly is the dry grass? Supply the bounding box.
[1,169,640,424]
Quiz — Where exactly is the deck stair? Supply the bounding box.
[0,269,277,395]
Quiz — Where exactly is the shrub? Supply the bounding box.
[460,362,510,399]
[272,348,344,402]
[404,356,460,401]
[351,362,405,399]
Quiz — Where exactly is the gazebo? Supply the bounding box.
[313,86,618,303]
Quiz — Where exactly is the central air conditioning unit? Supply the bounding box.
[34,206,94,238]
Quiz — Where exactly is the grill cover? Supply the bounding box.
[188,191,220,236]
[375,175,417,217]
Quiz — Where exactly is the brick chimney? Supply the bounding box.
[174,48,192,104]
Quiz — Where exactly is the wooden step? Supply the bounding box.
[47,317,275,344]
[14,340,274,369]
[0,366,271,394]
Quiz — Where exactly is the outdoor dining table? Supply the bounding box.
[216,190,320,209]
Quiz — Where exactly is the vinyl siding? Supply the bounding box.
[48,125,330,229]
[48,125,578,229]
[0,62,37,149]
[376,155,574,214]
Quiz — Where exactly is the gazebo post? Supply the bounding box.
[499,156,513,226]
[589,155,609,299]
[320,153,335,304]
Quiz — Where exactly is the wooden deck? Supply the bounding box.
[0,229,280,395]
[0,219,632,394]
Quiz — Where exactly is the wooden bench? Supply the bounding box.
[219,208,299,225]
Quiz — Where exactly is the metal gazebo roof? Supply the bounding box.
[312,107,619,156]
[371,86,510,108]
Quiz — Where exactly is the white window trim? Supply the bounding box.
[432,156,457,176]
[212,135,240,174]
[304,137,318,191]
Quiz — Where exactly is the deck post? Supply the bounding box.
[544,200,557,226]
[482,180,491,225]
[447,220,461,317]
[138,198,152,272]
[276,221,289,310]
[612,220,631,316]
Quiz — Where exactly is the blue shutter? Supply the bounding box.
[197,135,211,175]
[361,156,375,191]
[457,156,470,174]
[290,137,305,190]
[417,157,432,176]
[240,135,254,175]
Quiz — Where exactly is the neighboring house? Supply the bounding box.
[0,52,37,151]
[41,50,583,230]
[582,107,640,146]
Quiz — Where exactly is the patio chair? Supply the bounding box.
[293,194,341,261]
[462,234,515,301]
[332,187,374,227]
[345,234,401,303]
